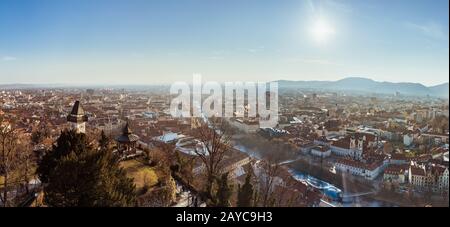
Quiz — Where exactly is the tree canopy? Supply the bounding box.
[37,130,136,207]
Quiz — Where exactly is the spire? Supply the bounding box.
[116,120,139,143]
[70,101,85,116]
[123,121,133,135]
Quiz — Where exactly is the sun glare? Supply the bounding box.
[311,18,335,43]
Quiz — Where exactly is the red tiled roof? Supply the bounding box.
[430,165,447,176]
[410,166,426,176]
[391,153,407,160]
[332,137,350,149]
[384,165,405,175]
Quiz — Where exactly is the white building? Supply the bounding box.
[383,165,407,185]
[334,159,384,180]
[229,118,260,133]
[328,133,376,160]
[409,165,448,193]
[311,145,331,158]
[437,168,449,192]
[409,166,427,188]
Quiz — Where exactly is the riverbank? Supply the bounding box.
[287,159,374,195]
[232,136,404,207]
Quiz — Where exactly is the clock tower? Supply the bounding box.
[67,100,88,134]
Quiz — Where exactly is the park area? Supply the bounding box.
[120,159,159,191]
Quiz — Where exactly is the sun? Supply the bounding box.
[311,18,335,43]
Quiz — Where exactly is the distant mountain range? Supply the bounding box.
[1,77,448,98]
[276,77,449,98]
[0,84,65,89]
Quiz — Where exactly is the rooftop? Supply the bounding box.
[116,122,140,143]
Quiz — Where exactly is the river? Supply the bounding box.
[233,143,397,207]
[288,169,342,201]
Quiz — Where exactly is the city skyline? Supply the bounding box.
[0,0,449,86]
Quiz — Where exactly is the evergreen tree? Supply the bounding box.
[237,173,254,207]
[98,130,110,151]
[216,172,232,207]
[37,129,136,207]
[31,130,44,145]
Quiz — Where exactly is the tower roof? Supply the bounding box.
[70,101,85,116]
[67,100,88,123]
[123,122,133,135]
[116,121,139,143]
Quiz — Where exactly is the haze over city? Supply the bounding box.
[0,0,448,86]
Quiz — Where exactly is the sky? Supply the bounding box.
[0,0,448,86]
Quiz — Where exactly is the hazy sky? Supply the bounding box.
[0,0,448,86]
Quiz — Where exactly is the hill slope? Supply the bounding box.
[276,77,448,98]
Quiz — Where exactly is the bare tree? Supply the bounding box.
[16,140,35,195]
[0,118,20,207]
[193,118,231,202]
[253,143,289,207]
[259,160,280,207]
[173,151,195,186]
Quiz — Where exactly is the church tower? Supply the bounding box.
[357,138,364,151]
[350,136,356,149]
[67,100,88,134]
